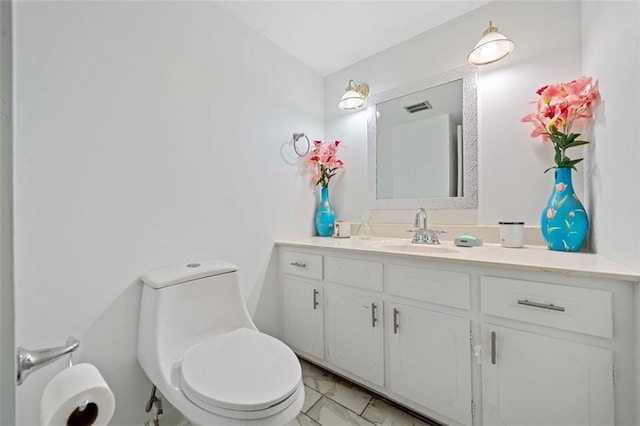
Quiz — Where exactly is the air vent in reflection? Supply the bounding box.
[404,100,433,114]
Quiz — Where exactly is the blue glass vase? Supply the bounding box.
[540,167,588,252]
[315,187,335,237]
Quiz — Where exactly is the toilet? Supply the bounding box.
[137,260,304,425]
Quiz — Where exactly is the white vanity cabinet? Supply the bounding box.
[326,287,384,385]
[277,240,638,426]
[325,255,385,385]
[390,303,472,425]
[480,275,615,425]
[387,263,473,425]
[281,251,325,359]
[481,324,614,426]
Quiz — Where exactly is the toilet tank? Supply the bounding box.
[138,260,256,374]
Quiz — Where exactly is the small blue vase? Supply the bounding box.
[540,167,588,252]
[315,187,335,237]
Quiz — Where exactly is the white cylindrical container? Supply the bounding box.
[334,220,351,238]
[499,221,525,248]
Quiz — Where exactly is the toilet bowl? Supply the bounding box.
[137,260,304,425]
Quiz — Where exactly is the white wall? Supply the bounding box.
[0,0,15,424]
[325,1,583,227]
[581,1,640,271]
[14,2,323,425]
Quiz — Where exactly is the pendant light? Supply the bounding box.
[467,21,514,66]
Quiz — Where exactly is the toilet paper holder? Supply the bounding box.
[17,336,80,385]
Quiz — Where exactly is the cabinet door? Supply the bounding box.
[390,304,472,426]
[481,324,614,426]
[282,277,324,359]
[326,287,384,386]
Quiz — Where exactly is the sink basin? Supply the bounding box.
[374,242,458,254]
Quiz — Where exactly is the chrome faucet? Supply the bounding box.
[415,208,427,232]
[411,208,444,245]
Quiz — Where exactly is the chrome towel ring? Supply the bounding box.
[292,132,310,157]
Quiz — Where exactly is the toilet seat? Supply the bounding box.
[180,328,302,419]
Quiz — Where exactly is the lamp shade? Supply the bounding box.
[339,90,365,110]
[467,21,514,66]
[338,80,369,110]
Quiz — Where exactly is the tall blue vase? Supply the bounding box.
[540,167,588,252]
[315,187,335,237]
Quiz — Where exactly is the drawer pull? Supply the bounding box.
[290,262,307,268]
[517,299,565,312]
[393,308,400,334]
[313,289,319,310]
[491,331,497,365]
[371,303,377,328]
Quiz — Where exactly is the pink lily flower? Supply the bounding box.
[308,140,346,188]
[522,76,599,171]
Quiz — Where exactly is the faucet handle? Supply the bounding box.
[409,228,428,244]
[427,229,446,244]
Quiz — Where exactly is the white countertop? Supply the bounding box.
[275,237,640,282]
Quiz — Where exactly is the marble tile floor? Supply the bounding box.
[287,358,442,426]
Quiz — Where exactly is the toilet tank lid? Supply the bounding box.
[141,260,237,289]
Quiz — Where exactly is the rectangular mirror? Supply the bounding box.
[367,65,477,209]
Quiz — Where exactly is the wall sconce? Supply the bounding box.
[338,79,369,110]
[467,21,514,66]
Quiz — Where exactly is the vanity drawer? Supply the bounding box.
[481,276,612,338]
[281,250,323,280]
[325,256,383,292]
[388,265,470,309]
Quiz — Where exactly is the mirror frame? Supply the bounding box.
[367,65,478,210]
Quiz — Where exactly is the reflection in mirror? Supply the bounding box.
[367,65,477,210]
[376,79,463,199]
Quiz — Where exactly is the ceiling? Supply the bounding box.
[216,1,490,76]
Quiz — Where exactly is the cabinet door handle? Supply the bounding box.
[313,289,319,310]
[491,331,497,365]
[371,303,377,327]
[290,262,307,268]
[517,299,565,312]
[393,308,400,334]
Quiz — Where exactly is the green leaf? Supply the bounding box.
[565,219,572,228]
[566,140,589,149]
[565,133,580,144]
[557,157,584,170]
[547,227,562,232]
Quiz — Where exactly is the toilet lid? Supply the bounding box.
[180,328,302,413]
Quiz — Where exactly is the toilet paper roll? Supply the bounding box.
[41,363,115,426]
